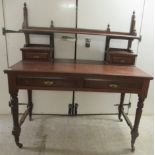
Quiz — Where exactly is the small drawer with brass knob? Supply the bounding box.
[21,45,54,61]
[106,48,137,65]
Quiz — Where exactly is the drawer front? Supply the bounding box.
[22,51,50,61]
[110,56,135,65]
[16,76,81,89]
[84,79,142,91]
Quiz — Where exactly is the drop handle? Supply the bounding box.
[109,84,118,88]
[43,81,54,86]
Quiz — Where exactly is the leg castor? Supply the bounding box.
[131,144,135,152]
[12,129,23,149]
[131,129,139,152]
[118,117,123,122]
[29,117,32,121]
[16,142,23,148]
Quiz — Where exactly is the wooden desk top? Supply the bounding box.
[4,60,153,79]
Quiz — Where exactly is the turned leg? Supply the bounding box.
[118,93,125,121]
[131,95,145,151]
[27,90,33,121]
[10,91,23,148]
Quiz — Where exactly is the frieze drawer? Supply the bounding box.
[84,79,142,91]
[16,76,82,89]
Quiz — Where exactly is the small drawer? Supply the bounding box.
[110,56,136,65]
[21,46,53,61]
[16,76,82,89]
[106,50,137,65]
[22,51,50,61]
[84,79,142,91]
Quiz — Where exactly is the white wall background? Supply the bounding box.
[0,0,153,115]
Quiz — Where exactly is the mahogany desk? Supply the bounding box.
[4,60,153,151]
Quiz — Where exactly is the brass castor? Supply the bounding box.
[118,117,123,122]
[17,142,23,148]
[131,144,135,152]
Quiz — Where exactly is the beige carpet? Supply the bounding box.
[0,115,153,155]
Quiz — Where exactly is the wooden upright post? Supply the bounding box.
[128,11,137,50]
[23,3,30,46]
[50,20,55,60]
[104,24,111,61]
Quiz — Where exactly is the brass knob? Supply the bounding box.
[109,84,118,88]
[33,55,40,59]
[120,59,125,63]
[43,81,54,86]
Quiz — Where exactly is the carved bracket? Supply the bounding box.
[2,27,21,35]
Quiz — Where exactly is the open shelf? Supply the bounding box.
[20,26,140,40]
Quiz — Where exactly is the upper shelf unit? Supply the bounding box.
[2,3,142,65]
[2,3,141,41]
[19,3,141,41]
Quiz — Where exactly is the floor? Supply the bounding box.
[0,115,153,155]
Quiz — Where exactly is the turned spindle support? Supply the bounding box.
[131,95,145,151]
[10,91,23,148]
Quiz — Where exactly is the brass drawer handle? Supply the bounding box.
[33,55,40,59]
[43,81,54,86]
[109,84,118,88]
[120,59,125,63]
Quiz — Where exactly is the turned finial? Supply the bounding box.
[51,20,54,27]
[132,11,136,19]
[131,11,136,35]
[24,2,27,8]
[107,24,110,32]
[23,2,28,28]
